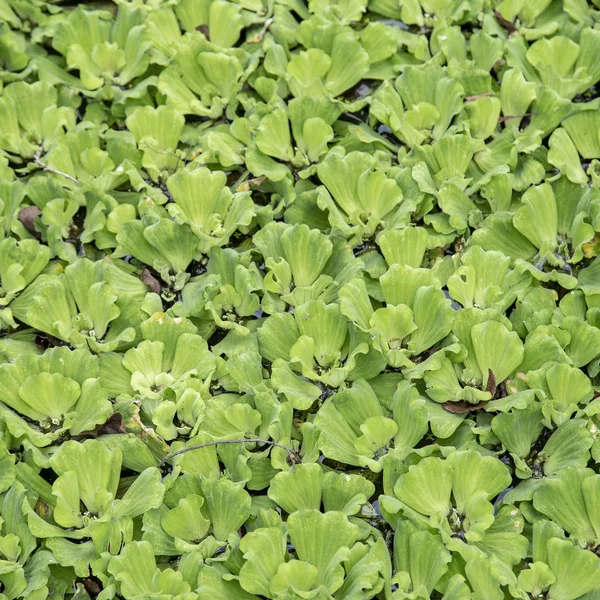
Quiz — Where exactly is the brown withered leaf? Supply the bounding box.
[196,24,210,39]
[140,268,162,294]
[236,176,266,192]
[74,413,126,440]
[494,10,517,33]
[18,206,42,237]
[75,576,102,597]
[443,401,488,414]
[96,412,126,436]
[486,369,497,396]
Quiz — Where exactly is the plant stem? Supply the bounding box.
[157,438,301,468]
[34,157,81,187]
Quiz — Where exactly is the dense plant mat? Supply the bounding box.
[2,0,600,598]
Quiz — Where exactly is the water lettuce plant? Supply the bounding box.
[1,0,600,598]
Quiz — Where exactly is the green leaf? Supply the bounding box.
[533,467,596,542]
[239,527,287,596]
[394,456,453,517]
[518,561,556,598]
[492,402,544,461]
[513,183,558,260]
[256,108,293,162]
[176,0,244,47]
[471,320,524,388]
[270,560,319,596]
[18,372,80,422]
[108,541,193,598]
[268,464,323,514]
[294,300,347,367]
[50,440,122,516]
[201,477,252,542]
[271,359,322,410]
[547,538,600,600]
[562,110,600,159]
[161,495,211,543]
[449,450,511,514]
[379,227,428,268]
[287,509,360,591]
[542,419,593,475]
[547,128,588,184]
[395,521,451,594]
[322,471,375,515]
